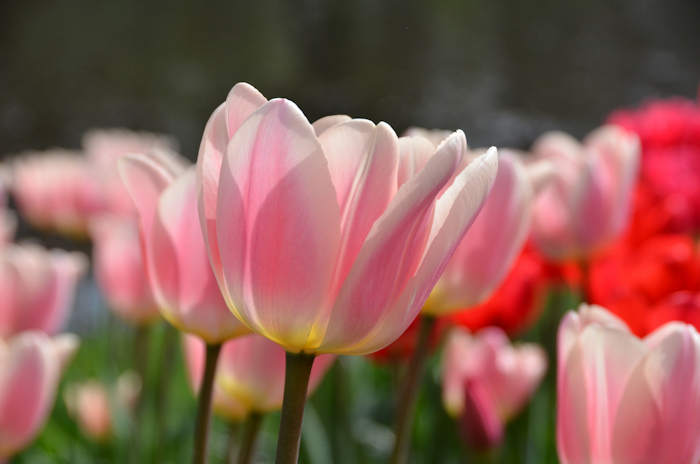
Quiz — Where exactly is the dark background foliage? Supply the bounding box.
[1,0,699,159]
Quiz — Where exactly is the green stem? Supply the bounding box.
[389,315,436,464]
[236,413,264,464]
[154,324,179,461]
[274,351,316,464]
[131,324,151,463]
[192,343,222,464]
[225,421,240,464]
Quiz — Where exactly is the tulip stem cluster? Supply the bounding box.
[236,412,264,464]
[275,351,316,464]
[390,315,437,464]
[192,343,222,464]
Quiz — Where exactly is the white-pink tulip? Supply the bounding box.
[118,153,249,343]
[197,82,498,355]
[442,327,546,450]
[557,304,700,464]
[531,125,640,260]
[0,244,87,337]
[183,334,335,421]
[0,331,79,458]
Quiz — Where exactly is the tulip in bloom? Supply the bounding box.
[0,244,87,338]
[197,82,498,354]
[422,148,534,315]
[531,125,640,260]
[0,331,79,458]
[442,327,546,450]
[183,334,335,421]
[11,151,102,236]
[119,153,249,343]
[558,304,700,464]
[89,217,160,325]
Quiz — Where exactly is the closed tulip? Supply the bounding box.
[442,327,546,450]
[197,82,498,354]
[89,217,160,325]
[532,125,640,260]
[119,154,249,343]
[0,331,79,458]
[183,334,335,421]
[0,244,87,338]
[557,304,700,464]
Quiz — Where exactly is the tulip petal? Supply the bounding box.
[154,168,247,343]
[321,133,494,354]
[118,154,176,256]
[459,379,504,450]
[312,115,352,136]
[318,120,399,321]
[0,333,57,457]
[197,84,267,287]
[397,136,435,187]
[216,99,342,351]
[432,152,532,311]
[611,323,700,464]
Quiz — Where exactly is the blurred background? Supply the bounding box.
[1,1,699,463]
[1,0,699,159]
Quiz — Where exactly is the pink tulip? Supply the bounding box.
[442,327,547,450]
[197,82,498,354]
[64,379,112,442]
[0,244,87,338]
[557,304,700,464]
[531,125,640,260]
[89,217,160,325]
[183,334,335,421]
[118,153,249,343]
[11,151,102,236]
[83,129,179,218]
[0,331,79,458]
[423,148,534,314]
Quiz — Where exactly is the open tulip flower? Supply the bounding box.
[183,334,335,421]
[531,125,640,261]
[11,150,102,237]
[197,82,498,355]
[0,244,87,338]
[423,148,534,315]
[442,327,547,451]
[557,304,700,464]
[0,331,79,458]
[119,153,249,344]
[89,217,160,326]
